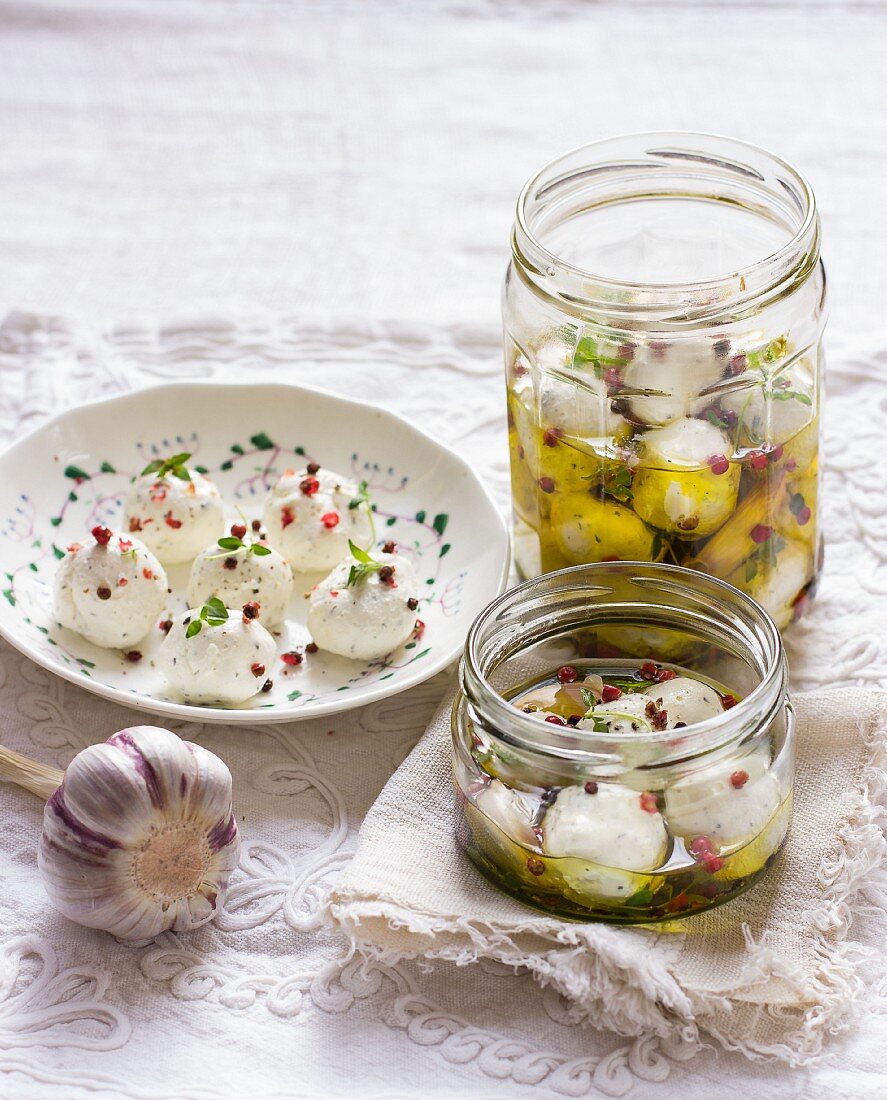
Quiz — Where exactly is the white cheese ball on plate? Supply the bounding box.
[54,528,168,649]
[158,604,278,705]
[542,783,668,898]
[664,752,781,851]
[263,466,374,572]
[187,541,294,628]
[307,551,419,660]
[643,676,724,729]
[124,468,225,565]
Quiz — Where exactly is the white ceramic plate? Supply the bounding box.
[0,381,509,723]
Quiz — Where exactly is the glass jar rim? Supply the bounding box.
[512,131,820,320]
[459,561,788,765]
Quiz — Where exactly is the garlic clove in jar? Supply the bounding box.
[38,725,239,940]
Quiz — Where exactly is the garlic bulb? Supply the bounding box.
[30,725,240,940]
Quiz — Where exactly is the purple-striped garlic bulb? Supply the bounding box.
[35,725,240,940]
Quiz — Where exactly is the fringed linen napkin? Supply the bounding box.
[328,685,887,1065]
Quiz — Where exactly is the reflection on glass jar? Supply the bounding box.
[504,133,826,630]
[452,563,793,923]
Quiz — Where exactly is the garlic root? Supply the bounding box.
[0,744,64,800]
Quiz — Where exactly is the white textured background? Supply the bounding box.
[1,3,886,1099]
[1,0,886,336]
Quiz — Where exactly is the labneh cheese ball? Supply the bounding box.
[307,542,420,661]
[580,692,656,735]
[158,600,277,705]
[642,676,724,729]
[665,752,782,851]
[632,418,740,538]
[542,783,669,890]
[624,343,724,427]
[54,526,168,649]
[124,453,225,565]
[263,464,374,572]
[188,524,294,628]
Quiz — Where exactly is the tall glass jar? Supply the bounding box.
[452,562,793,923]
[504,133,826,630]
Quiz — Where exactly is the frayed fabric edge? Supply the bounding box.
[694,707,887,1064]
[326,708,887,1067]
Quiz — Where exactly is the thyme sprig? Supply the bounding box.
[185,597,228,638]
[346,540,382,587]
[141,452,192,482]
[209,535,272,560]
[348,479,376,542]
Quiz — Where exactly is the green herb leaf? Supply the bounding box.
[771,389,812,406]
[580,687,599,711]
[608,465,633,503]
[141,452,193,480]
[250,544,272,556]
[218,536,245,551]
[200,597,229,626]
[186,620,203,639]
[349,539,374,564]
[349,479,370,511]
[346,540,384,587]
[347,562,378,587]
[574,335,598,363]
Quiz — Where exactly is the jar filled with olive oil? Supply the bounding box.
[504,133,826,629]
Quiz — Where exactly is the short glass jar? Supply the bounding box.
[504,133,826,630]
[452,563,793,923]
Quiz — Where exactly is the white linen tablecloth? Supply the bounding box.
[1,3,886,1098]
[0,312,884,1100]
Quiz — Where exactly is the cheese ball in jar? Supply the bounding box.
[504,134,826,629]
[452,563,793,923]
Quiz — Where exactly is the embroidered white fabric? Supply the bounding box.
[0,312,885,1100]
